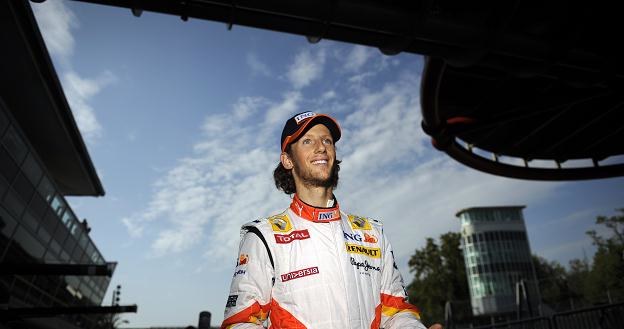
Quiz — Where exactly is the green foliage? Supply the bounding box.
[532,208,624,309]
[584,208,624,303]
[407,232,470,324]
[406,208,624,323]
[532,255,571,307]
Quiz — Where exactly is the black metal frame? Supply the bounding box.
[421,57,624,180]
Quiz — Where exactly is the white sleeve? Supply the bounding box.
[380,231,427,329]
[222,229,274,328]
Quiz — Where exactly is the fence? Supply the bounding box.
[457,302,624,329]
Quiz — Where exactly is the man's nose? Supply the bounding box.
[315,139,326,153]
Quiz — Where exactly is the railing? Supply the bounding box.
[456,302,624,329]
[552,302,624,329]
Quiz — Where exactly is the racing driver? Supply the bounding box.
[222,111,441,329]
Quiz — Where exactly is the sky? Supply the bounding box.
[31,1,624,327]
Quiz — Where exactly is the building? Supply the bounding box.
[1,1,125,328]
[456,206,540,318]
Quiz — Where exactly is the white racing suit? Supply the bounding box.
[222,194,426,329]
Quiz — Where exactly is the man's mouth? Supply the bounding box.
[312,160,328,165]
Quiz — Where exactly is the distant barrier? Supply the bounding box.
[552,302,624,329]
[458,302,624,329]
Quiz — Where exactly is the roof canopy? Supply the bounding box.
[1,0,104,196]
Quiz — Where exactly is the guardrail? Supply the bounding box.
[457,302,624,329]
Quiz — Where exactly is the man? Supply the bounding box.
[222,112,440,329]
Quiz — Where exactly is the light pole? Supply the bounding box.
[112,285,121,306]
[110,285,121,329]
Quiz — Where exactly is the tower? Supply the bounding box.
[456,206,540,318]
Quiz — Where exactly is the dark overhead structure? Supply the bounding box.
[3,0,104,196]
[63,0,624,180]
[2,1,134,328]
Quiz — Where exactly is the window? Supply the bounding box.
[63,235,77,255]
[21,209,39,232]
[2,127,27,165]
[0,109,8,135]
[0,147,19,183]
[53,224,69,246]
[51,195,65,217]
[37,177,55,202]
[4,187,26,218]
[13,172,35,205]
[36,225,52,245]
[14,227,45,260]
[21,154,43,186]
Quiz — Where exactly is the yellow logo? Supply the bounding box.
[269,214,292,232]
[345,243,381,258]
[348,215,372,230]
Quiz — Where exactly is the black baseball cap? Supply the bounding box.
[280,111,341,152]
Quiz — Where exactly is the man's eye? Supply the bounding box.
[323,139,333,145]
[302,139,312,145]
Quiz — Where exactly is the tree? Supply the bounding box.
[584,208,624,303]
[407,232,470,324]
[532,255,570,309]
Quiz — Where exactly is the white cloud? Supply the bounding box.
[321,90,336,100]
[264,91,302,126]
[233,96,268,120]
[246,53,271,77]
[121,44,566,278]
[344,46,374,72]
[32,0,77,59]
[287,48,326,89]
[62,71,116,142]
[32,1,115,145]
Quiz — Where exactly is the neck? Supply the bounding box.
[295,185,334,208]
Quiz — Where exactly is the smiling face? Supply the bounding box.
[281,123,337,191]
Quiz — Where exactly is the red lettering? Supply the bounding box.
[274,229,311,244]
[281,266,319,282]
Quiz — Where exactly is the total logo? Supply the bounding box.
[237,254,248,266]
[275,229,311,244]
[343,231,378,243]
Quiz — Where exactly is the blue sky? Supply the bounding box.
[32,1,624,327]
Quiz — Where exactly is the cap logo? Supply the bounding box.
[294,112,316,124]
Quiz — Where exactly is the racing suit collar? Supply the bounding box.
[290,194,341,223]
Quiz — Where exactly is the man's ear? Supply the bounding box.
[281,152,294,170]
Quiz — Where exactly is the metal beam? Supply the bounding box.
[0,263,117,276]
[1,305,138,318]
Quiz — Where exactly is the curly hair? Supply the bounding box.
[273,146,341,195]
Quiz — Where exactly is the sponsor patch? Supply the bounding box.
[233,269,246,277]
[317,210,340,221]
[226,295,238,307]
[237,254,248,266]
[364,232,378,243]
[343,231,378,243]
[348,215,372,230]
[275,229,310,244]
[294,111,316,124]
[269,214,292,232]
[345,243,381,258]
[281,266,319,282]
[344,231,363,242]
[350,257,381,272]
